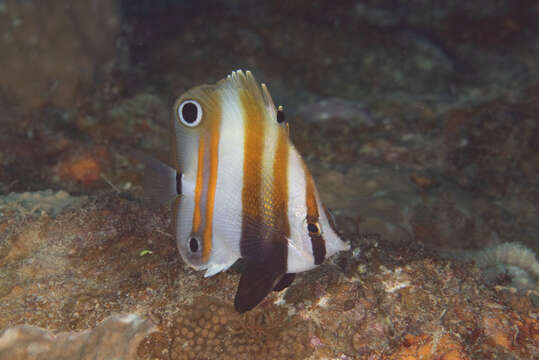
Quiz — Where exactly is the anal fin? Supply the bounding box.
[273,273,295,292]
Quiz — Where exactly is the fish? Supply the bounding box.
[139,70,350,312]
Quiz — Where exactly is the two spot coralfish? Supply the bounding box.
[140,70,350,312]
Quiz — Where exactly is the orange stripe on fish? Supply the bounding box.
[240,90,264,223]
[202,116,220,263]
[304,164,319,221]
[192,135,205,233]
[273,128,290,238]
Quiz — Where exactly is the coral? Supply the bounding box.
[168,298,231,360]
[438,242,539,295]
[0,314,156,360]
[56,155,102,184]
[0,0,120,111]
[1,193,538,359]
[54,146,109,186]
[475,242,539,292]
[0,190,87,218]
[138,296,314,360]
[0,194,176,330]
[389,333,469,360]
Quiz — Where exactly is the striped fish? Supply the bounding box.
[141,70,350,312]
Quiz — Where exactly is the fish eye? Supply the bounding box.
[307,222,321,235]
[189,237,200,253]
[178,100,202,127]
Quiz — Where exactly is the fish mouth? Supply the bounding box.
[182,259,206,271]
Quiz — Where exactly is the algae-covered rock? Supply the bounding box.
[0,190,87,218]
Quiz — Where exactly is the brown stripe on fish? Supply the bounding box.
[239,86,265,256]
[272,127,290,238]
[235,84,288,312]
[303,162,326,265]
[202,117,221,263]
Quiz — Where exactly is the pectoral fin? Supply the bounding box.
[130,149,180,207]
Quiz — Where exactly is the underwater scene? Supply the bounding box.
[0,0,538,359]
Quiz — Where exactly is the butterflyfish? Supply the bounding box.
[140,70,350,312]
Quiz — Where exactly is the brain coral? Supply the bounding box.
[138,296,314,360]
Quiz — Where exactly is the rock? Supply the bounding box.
[0,315,156,360]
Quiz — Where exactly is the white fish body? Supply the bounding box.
[141,70,349,312]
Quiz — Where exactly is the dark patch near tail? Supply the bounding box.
[236,218,288,313]
[234,260,283,313]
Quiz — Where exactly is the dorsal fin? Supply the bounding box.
[217,70,278,126]
[261,83,277,121]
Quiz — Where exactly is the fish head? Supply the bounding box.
[171,86,225,270]
[170,85,221,179]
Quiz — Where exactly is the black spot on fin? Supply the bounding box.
[234,262,283,313]
[273,273,295,292]
[276,105,289,134]
[277,105,285,123]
